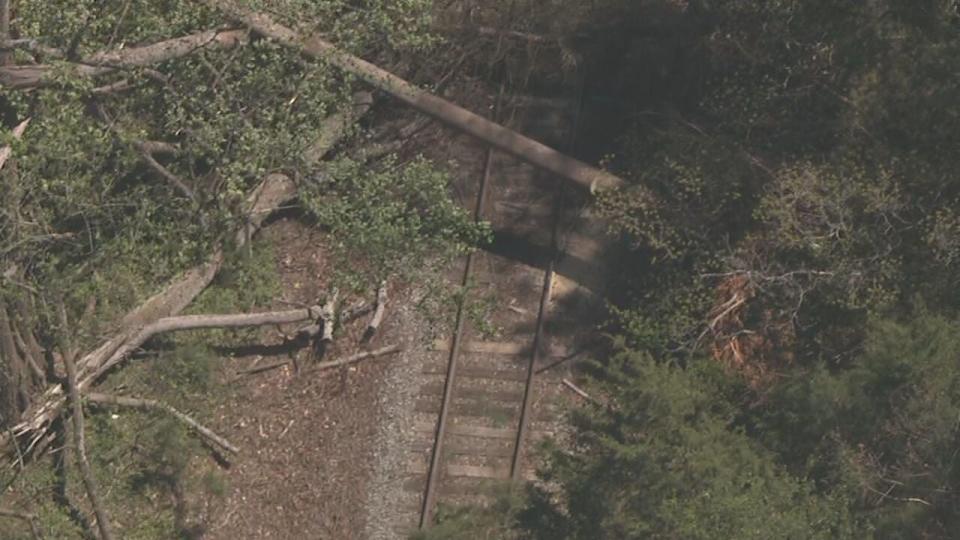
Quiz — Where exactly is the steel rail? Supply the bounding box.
[418,89,501,529]
[510,76,586,480]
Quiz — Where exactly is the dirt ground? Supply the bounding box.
[195,81,495,539]
[195,218,390,539]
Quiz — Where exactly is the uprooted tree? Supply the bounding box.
[0,0,628,537]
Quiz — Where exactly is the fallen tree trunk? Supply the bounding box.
[88,306,322,383]
[2,95,372,459]
[201,1,626,193]
[0,28,248,90]
[85,393,240,455]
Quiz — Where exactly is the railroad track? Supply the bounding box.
[391,90,602,534]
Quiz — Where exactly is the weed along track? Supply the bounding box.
[386,90,608,535]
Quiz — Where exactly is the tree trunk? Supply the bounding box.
[201,1,626,194]
[2,95,372,459]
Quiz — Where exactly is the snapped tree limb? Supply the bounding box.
[85,393,239,455]
[2,95,373,460]
[63,350,114,540]
[305,344,401,373]
[0,28,249,90]
[200,1,626,194]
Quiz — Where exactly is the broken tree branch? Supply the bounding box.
[201,1,626,193]
[363,281,387,341]
[84,392,239,455]
[2,96,372,461]
[89,305,322,384]
[306,344,401,373]
[320,289,338,343]
[93,103,198,204]
[63,350,114,540]
[561,379,595,403]
[0,118,30,172]
[136,143,197,203]
[0,28,249,90]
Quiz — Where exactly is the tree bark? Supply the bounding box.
[85,392,239,455]
[63,350,114,540]
[0,0,12,66]
[0,118,30,171]
[363,282,387,341]
[0,29,249,89]
[2,95,372,459]
[89,305,321,383]
[200,1,626,193]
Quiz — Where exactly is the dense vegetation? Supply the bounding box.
[0,1,480,537]
[430,1,959,538]
[1,0,958,538]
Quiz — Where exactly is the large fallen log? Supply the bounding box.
[200,1,626,194]
[2,94,372,459]
[0,28,249,90]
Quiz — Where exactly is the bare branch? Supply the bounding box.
[0,29,249,90]
[85,392,239,455]
[63,349,114,540]
[306,344,401,373]
[135,143,197,202]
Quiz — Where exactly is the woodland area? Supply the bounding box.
[0,0,959,539]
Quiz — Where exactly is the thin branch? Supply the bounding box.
[561,379,593,401]
[93,103,197,203]
[320,289,338,343]
[202,1,626,193]
[0,28,249,90]
[0,507,41,539]
[84,392,239,455]
[135,142,197,203]
[63,350,114,540]
[306,344,401,373]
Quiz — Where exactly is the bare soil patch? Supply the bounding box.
[200,218,400,539]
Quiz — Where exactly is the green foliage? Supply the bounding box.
[301,155,491,289]
[514,350,858,540]
[750,312,960,538]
